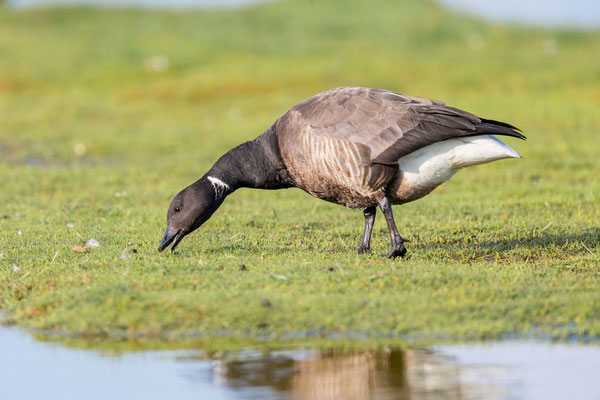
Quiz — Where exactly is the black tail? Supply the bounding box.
[476,118,526,140]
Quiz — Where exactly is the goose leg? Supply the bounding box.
[357,206,376,254]
[378,196,409,258]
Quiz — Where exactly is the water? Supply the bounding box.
[2,326,600,400]
[436,0,600,29]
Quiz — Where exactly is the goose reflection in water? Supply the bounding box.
[182,347,509,400]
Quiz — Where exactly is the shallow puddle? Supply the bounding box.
[2,326,600,399]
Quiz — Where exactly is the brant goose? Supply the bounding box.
[159,87,525,257]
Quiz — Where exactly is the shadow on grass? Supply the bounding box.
[421,227,600,262]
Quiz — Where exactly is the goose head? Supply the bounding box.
[158,178,223,252]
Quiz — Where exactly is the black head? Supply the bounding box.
[158,178,224,252]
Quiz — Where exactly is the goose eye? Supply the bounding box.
[174,206,181,213]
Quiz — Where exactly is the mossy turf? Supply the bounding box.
[1,0,599,344]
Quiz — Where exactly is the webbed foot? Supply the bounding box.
[382,237,410,258]
[357,245,371,254]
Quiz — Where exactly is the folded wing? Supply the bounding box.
[279,87,524,195]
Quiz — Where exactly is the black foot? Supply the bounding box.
[383,238,410,258]
[357,245,371,254]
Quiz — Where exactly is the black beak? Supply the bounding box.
[158,226,183,252]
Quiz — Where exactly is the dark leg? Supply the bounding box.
[357,206,376,254]
[378,196,410,258]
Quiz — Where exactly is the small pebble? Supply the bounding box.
[74,143,86,156]
[238,264,247,271]
[12,264,19,272]
[66,223,74,228]
[260,298,272,308]
[85,238,100,248]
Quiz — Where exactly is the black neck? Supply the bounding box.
[205,123,294,193]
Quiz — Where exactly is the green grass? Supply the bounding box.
[1,0,599,345]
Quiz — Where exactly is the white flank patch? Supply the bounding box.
[450,135,522,167]
[207,176,230,200]
[397,135,521,193]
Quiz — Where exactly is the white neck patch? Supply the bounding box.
[207,176,230,200]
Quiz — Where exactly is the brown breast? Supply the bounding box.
[277,110,395,208]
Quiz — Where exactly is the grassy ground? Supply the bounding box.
[1,0,599,344]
